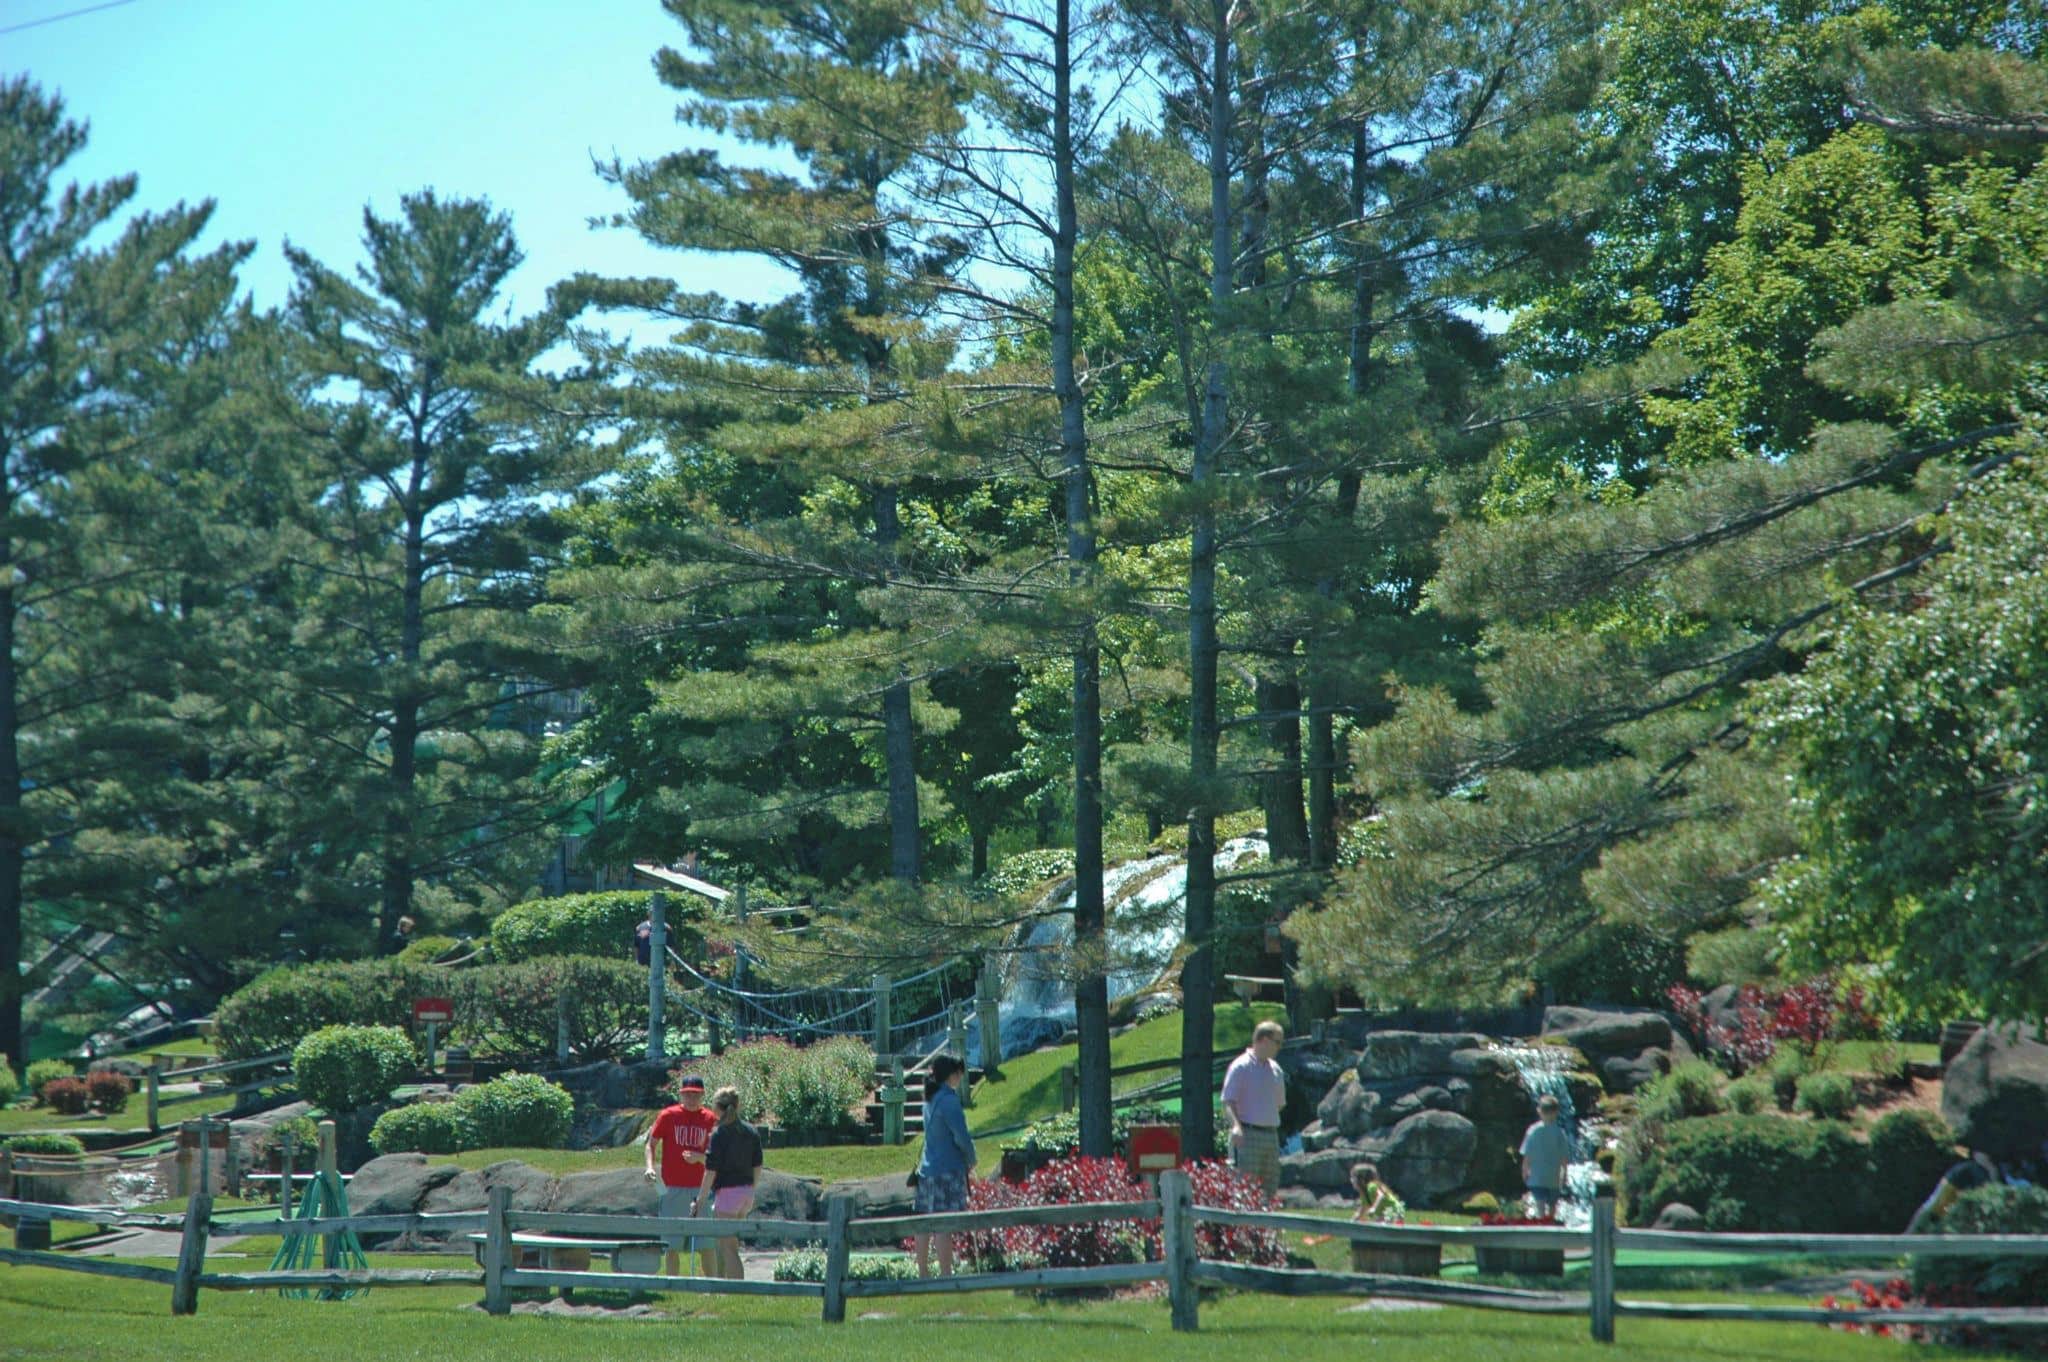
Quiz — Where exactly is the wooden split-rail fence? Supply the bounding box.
[5,1176,2048,1337]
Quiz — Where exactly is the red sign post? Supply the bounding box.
[413,997,454,1073]
[1127,1123,1182,1175]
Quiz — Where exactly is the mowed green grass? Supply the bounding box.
[0,1257,2019,1362]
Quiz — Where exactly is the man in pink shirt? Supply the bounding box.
[1221,1019,1286,1197]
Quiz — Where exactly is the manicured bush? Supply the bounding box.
[1865,1108,1957,1231]
[489,890,702,963]
[1620,1114,1872,1231]
[772,1246,916,1282]
[369,1101,472,1155]
[1459,1191,1503,1215]
[764,1043,871,1136]
[0,1058,17,1108]
[40,1076,90,1115]
[453,1071,574,1149]
[682,1036,799,1125]
[26,1059,72,1101]
[4,1133,86,1156]
[1765,1046,1811,1109]
[454,955,647,1061]
[1635,1060,1726,1124]
[217,959,444,1059]
[1913,1184,2048,1305]
[254,1114,321,1160]
[292,1025,417,1113]
[1792,1071,1855,1120]
[396,934,464,964]
[1724,1075,1773,1115]
[85,1069,132,1113]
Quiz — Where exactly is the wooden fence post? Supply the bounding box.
[647,891,667,1065]
[1591,1186,1617,1343]
[821,1193,853,1323]
[882,1059,906,1146]
[1161,1167,1198,1332]
[195,1119,214,1198]
[278,1130,295,1219]
[482,1184,511,1315]
[224,1130,242,1198]
[170,1191,212,1315]
[872,972,892,1058]
[145,1065,161,1133]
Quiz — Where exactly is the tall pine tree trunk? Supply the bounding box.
[873,485,921,883]
[1180,0,1233,1163]
[0,574,22,1069]
[380,499,426,953]
[1260,674,1309,862]
[1053,0,1112,1159]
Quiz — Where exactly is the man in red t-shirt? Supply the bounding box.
[644,1075,719,1274]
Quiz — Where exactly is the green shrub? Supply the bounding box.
[489,891,702,964]
[1635,1060,1726,1124]
[25,1059,71,1101]
[1723,1075,1772,1115]
[254,1114,321,1159]
[453,1072,574,1149]
[4,1133,86,1156]
[681,1036,874,1138]
[1865,1108,1956,1230]
[1765,1046,1811,1110]
[688,1036,798,1124]
[396,934,463,964]
[217,959,444,1059]
[1459,1191,1502,1215]
[41,1076,90,1115]
[1619,1114,1872,1231]
[292,1025,417,1113]
[1913,1184,2048,1305]
[455,955,646,1061]
[986,849,1074,895]
[0,1058,17,1107]
[369,1101,472,1155]
[772,1246,916,1282]
[1792,1071,1855,1120]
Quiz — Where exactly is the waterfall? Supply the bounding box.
[983,836,1269,1058]
[1498,1043,1605,1229]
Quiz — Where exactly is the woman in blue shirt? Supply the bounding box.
[914,1055,976,1277]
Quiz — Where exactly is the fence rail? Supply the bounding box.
[5,1177,2048,1338]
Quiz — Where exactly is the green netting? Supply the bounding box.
[269,1168,368,1300]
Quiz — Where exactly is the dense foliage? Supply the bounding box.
[670,1036,873,1137]
[368,1101,471,1156]
[291,1025,418,1113]
[451,1072,575,1149]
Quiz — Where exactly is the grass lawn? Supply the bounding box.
[0,1089,239,1137]
[431,1139,919,1185]
[1825,1041,1939,1073]
[0,1254,2023,1362]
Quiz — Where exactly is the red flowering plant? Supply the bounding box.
[1184,1159,1288,1267]
[1477,1208,1562,1227]
[1816,1276,1993,1344]
[1667,976,1877,1074]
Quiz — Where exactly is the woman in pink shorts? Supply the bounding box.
[698,1085,763,1279]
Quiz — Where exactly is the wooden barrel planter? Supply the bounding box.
[1474,1245,1565,1277]
[1350,1241,1441,1277]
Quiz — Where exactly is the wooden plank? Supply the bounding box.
[0,1247,179,1284]
[853,1200,1161,1241]
[482,1186,510,1316]
[502,1267,824,1298]
[1615,1229,2048,1257]
[1191,1259,1590,1312]
[210,1212,486,1239]
[508,1210,820,1243]
[172,1050,290,1079]
[1199,1206,1586,1250]
[198,1268,483,1290]
[821,1194,852,1324]
[171,1190,211,1316]
[460,1231,662,1251]
[842,1261,1164,1298]
[1617,1300,2048,1327]
[0,1199,126,1224]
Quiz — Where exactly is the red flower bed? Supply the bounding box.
[1477,1209,1560,1227]
[1667,977,1876,1073]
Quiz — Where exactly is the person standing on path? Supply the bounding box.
[699,1085,763,1280]
[913,1055,977,1278]
[1520,1093,1571,1217]
[644,1075,718,1275]
[1222,1020,1287,1198]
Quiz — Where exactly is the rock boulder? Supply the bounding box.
[1360,1032,1491,1080]
[1372,1111,1478,1209]
[1942,1026,2048,1163]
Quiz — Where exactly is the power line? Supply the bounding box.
[0,0,145,38]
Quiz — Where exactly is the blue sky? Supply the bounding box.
[7,0,785,323]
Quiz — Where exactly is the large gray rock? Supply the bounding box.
[421,1159,555,1218]
[1601,1048,1672,1095]
[1942,1026,2048,1163]
[1298,1122,1344,1154]
[753,1168,820,1222]
[1359,1032,1490,1080]
[1372,1111,1478,1209]
[1541,1008,1674,1061]
[551,1166,660,1217]
[347,1154,462,1217]
[1278,1039,1356,1118]
[1278,1145,1364,1194]
[1317,1071,1380,1138]
[1378,1083,1464,1130]
[1653,1202,1704,1232]
[823,1171,915,1218]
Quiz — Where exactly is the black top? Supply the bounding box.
[1945,1160,1992,1192]
[706,1119,763,1188]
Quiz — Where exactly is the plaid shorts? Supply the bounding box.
[914,1168,970,1214]
[1234,1125,1281,1195]
[657,1184,700,1252]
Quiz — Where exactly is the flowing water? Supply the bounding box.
[980,836,1269,1059]
[1498,1043,1606,1229]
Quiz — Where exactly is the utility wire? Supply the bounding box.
[0,0,144,38]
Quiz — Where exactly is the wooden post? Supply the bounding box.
[882,1058,906,1146]
[647,891,668,1064]
[195,1119,214,1198]
[975,960,1003,1080]
[316,1119,338,1179]
[170,1190,211,1315]
[317,1118,340,1272]
[820,1192,853,1323]
[1591,1186,1617,1343]
[872,972,892,1058]
[224,1130,242,1198]
[278,1130,295,1218]
[1059,1063,1077,1113]
[1161,1168,1198,1332]
[145,1065,161,1133]
[482,1184,511,1315]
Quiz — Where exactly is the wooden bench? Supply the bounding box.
[466,1231,666,1298]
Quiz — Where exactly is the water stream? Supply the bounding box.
[1498,1043,1606,1229]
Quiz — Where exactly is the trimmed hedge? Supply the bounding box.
[1635,1060,1725,1124]
[25,1059,71,1101]
[1793,1071,1855,1119]
[489,890,703,964]
[85,1070,132,1113]
[453,955,646,1062]
[41,1076,90,1115]
[1621,1110,1957,1232]
[217,959,445,1059]
[773,1247,916,1282]
[369,1101,471,1155]
[4,1133,86,1156]
[292,1025,417,1113]
[454,1072,575,1149]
